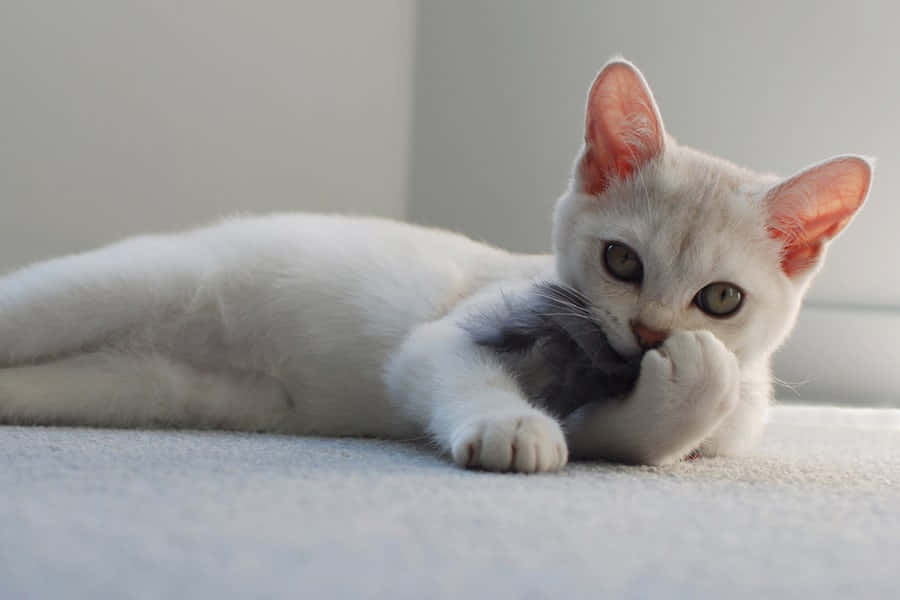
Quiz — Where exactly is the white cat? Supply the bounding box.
[0,59,871,472]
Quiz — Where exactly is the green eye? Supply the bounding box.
[603,242,643,283]
[695,282,744,317]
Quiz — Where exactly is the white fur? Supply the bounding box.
[0,61,867,472]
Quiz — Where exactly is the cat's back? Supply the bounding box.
[195,212,539,306]
[175,213,550,373]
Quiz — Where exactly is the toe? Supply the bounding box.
[513,439,537,473]
[480,420,516,471]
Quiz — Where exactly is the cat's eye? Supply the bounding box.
[695,282,743,317]
[603,242,643,283]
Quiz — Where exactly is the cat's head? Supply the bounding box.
[552,59,872,364]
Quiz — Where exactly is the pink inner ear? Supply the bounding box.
[580,62,664,196]
[767,157,871,277]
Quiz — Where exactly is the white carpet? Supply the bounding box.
[2,405,898,599]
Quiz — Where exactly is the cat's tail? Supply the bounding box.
[0,350,294,431]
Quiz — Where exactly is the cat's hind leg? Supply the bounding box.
[0,351,294,431]
[0,235,205,366]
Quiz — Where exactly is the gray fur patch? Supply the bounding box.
[464,283,641,418]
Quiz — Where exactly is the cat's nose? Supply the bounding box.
[631,321,668,350]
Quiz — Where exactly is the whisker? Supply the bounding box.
[546,284,591,305]
[535,284,591,304]
[773,376,808,399]
[534,312,599,323]
[530,293,591,316]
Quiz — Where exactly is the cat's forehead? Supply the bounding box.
[658,147,764,206]
[629,147,773,238]
[610,147,780,281]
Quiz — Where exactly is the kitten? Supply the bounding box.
[0,59,871,472]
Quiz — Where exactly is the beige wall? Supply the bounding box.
[1,1,415,272]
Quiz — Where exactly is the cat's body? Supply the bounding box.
[0,60,871,472]
[0,214,549,436]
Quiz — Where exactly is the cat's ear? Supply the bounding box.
[765,155,872,278]
[577,59,666,196]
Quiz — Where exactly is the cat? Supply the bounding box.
[0,59,871,473]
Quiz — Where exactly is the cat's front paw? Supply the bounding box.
[451,411,568,473]
[631,330,740,464]
[652,330,739,411]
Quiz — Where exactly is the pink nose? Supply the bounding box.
[631,321,668,350]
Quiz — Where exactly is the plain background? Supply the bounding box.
[2,1,897,404]
[1,1,415,267]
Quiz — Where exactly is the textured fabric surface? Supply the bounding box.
[2,405,898,599]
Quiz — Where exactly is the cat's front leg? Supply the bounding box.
[385,318,567,473]
[565,330,740,465]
